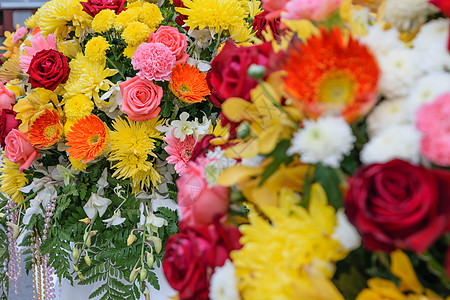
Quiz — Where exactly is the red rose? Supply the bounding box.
[206,40,275,107]
[28,49,70,91]
[173,0,188,28]
[252,11,281,41]
[345,159,450,253]
[0,109,20,148]
[163,218,242,300]
[81,0,127,17]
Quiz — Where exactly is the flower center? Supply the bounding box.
[89,134,100,145]
[179,83,191,94]
[44,125,57,139]
[318,71,356,107]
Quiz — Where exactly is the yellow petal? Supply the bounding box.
[222,97,258,122]
[390,250,424,295]
[217,165,261,186]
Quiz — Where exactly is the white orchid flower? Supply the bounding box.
[96,168,109,195]
[103,210,126,228]
[84,193,112,219]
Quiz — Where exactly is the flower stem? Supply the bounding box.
[106,57,126,81]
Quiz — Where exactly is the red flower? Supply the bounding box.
[81,0,127,17]
[27,49,70,91]
[345,159,450,253]
[252,11,281,41]
[163,218,242,300]
[429,0,450,50]
[206,40,275,107]
[0,109,20,148]
[173,0,188,28]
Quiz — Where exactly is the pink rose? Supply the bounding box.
[131,43,176,82]
[148,26,189,64]
[262,0,289,18]
[0,82,16,111]
[177,158,230,226]
[283,0,343,21]
[120,76,162,121]
[4,129,39,172]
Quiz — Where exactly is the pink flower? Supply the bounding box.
[20,33,58,73]
[119,76,162,121]
[12,27,27,44]
[0,82,16,111]
[148,26,189,64]
[262,0,289,19]
[416,93,450,166]
[131,43,176,82]
[164,133,196,174]
[177,158,230,226]
[283,0,343,21]
[4,129,39,172]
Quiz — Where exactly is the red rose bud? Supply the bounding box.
[162,218,242,300]
[252,11,281,41]
[173,0,188,28]
[81,0,127,17]
[345,159,450,253]
[0,109,20,148]
[27,49,70,91]
[206,40,276,107]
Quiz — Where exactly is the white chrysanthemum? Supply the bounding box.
[332,210,361,251]
[209,260,241,300]
[360,125,421,164]
[384,0,437,31]
[378,48,422,99]
[406,72,450,120]
[287,116,355,168]
[414,19,450,73]
[366,98,410,137]
[361,25,403,58]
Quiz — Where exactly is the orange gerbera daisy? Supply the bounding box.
[283,27,379,122]
[28,109,63,148]
[169,63,210,103]
[66,115,109,163]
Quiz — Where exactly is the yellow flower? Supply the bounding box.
[64,54,117,108]
[13,88,57,132]
[123,44,139,59]
[64,94,95,120]
[176,0,247,32]
[138,3,163,31]
[85,36,110,63]
[92,9,116,33]
[229,22,254,45]
[64,118,76,137]
[0,155,27,203]
[37,0,92,41]
[121,22,151,46]
[114,7,140,30]
[70,157,87,171]
[231,183,347,300]
[5,79,23,98]
[108,116,162,193]
[57,39,83,59]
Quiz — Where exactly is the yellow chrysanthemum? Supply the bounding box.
[231,184,347,300]
[13,88,58,132]
[37,0,92,41]
[64,94,95,120]
[64,54,117,108]
[108,116,162,193]
[114,7,140,30]
[92,9,116,33]
[121,22,151,46]
[0,155,28,203]
[70,157,87,171]
[57,39,83,59]
[123,44,139,59]
[229,22,254,45]
[85,36,110,62]
[176,0,247,31]
[138,3,163,31]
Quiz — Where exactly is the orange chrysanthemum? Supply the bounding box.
[28,109,63,148]
[283,27,379,122]
[66,115,109,163]
[169,63,210,103]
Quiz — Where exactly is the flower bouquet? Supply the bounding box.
[1,0,450,299]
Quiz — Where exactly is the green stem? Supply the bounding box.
[213,30,223,55]
[74,214,97,269]
[139,215,148,290]
[106,57,126,81]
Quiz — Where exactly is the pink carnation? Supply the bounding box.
[12,27,27,44]
[19,33,58,73]
[147,26,189,64]
[283,0,343,21]
[416,93,450,166]
[164,133,196,174]
[131,42,176,82]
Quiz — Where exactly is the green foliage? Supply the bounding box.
[259,139,293,186]
[312,164,343,209]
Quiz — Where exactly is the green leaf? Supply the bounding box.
[312,164,343,209]
[334,267,367,300]
[259,140,293,186]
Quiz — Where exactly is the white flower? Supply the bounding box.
[204,147,237,187]
[99,82,124,119]
[366,98,410,137]
[209,260,241,300]
[22,186,57,225]
[241,155,265,167]
[83,193,112,219]
[332,210,361,251]
[361,25,403,58]
[103,210,126,228]
[406,72,450,120]
[287,116,355,168]
[157,112,211,141]
[54,164,79,186]
[361,124,421,164]
[384,0,437,31]
[96,168,109,195]
[414,19,450,73]
[188,29,213,49]
[378,48,423,99]
[23,199,43,225]
[187,57,211,72]
[139,202,169,234]
[193,116,211,140]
